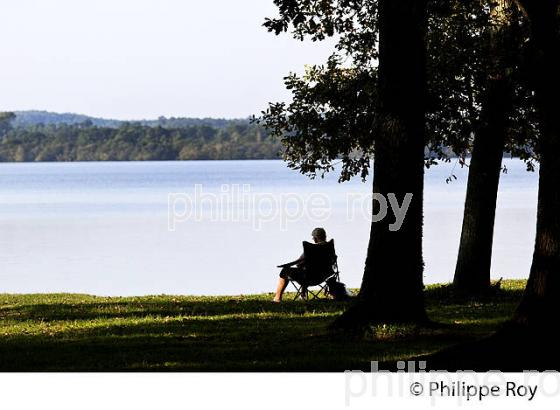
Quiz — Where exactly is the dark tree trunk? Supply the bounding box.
[513,0,560,329]
[454,2,515,295]
[336,0,429,326]
[453,79,510,294]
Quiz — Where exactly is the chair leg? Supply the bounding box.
[308,287,322,299]
[290,280,337,301]
[291,281,302,301]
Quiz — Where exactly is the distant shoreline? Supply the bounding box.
[2,111,528,164]
[0,155,527,165]
[0,157,283,165]
[1,112,281,162]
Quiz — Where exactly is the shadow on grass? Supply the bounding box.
[0,283,525,371]
[0,297,347,322]
[0,315,486,371]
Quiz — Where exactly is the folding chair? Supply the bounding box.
[289,239,340,301]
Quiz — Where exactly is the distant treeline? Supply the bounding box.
[0,117,282,162]
[12,110,241,129]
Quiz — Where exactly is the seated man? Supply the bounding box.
[273,227,328,302]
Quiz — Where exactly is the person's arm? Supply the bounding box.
[277,253,305,268]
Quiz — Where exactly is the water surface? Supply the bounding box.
[0,159,538,295]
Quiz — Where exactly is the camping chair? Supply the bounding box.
[289,239,340,301]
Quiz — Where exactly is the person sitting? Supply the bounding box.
[273,227,328,302]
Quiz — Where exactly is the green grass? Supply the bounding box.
[0,280,525,371]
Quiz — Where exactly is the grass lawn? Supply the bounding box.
[0,280,525,371]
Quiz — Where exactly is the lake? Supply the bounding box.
[0,158,538,296]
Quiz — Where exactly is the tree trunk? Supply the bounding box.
[336,0,429,326]
[453,0,515,295]
[513,0,560,329]
[453,79,509,294]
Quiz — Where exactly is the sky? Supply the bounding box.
[0,0,335,120]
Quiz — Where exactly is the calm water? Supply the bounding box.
[0,159,538,296]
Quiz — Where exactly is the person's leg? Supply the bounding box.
[273,277,289,302]
[274,267,298,302]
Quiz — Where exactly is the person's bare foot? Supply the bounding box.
[272,298,281,303]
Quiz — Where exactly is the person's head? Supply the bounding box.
[311,227,327,243]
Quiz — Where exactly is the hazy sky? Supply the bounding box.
[0,0,335,120]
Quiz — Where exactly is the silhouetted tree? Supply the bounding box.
[350,0,429,323]
[262,0,429,324]
[423,0,560,371]
[512,0,560,329]
[259,0,538,324]
[453,1,532,295]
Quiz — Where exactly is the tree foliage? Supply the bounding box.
[0,112,15,137]
[257,0,538,182]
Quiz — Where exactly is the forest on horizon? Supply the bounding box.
[0,111,282,162]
